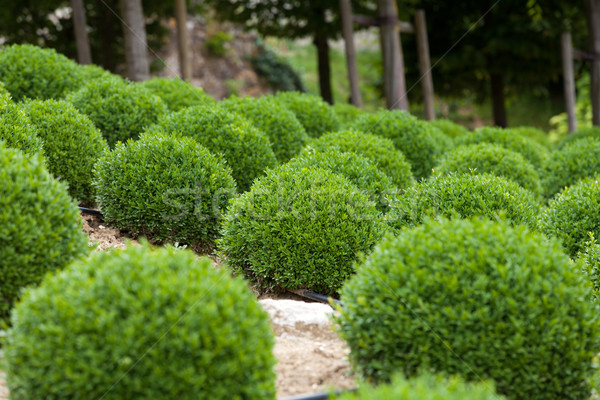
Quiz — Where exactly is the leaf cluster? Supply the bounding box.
[0,95,43,156]
[141,77,215,112]
[275,91,340,138]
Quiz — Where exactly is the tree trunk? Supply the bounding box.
[314,33,333,104]
[175,0,192,81]
[490,71,507,127]
[119,0,150,81]
[585,0,600,126]
[97,2,118,72]
[339,0,362,107]
[70,0,92,64]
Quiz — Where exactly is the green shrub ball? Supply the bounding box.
[4,244,276,399]
[332,103,366,128]
[336,217,600,400]
[511,126,551,148]
[0,95,43,156]
[94,133,237,249]
[145,104,277,192]
[557,126,600,150]
[275,91,340,137]
[428,119,470,139]
[67,77,168,147]
[23,99,109,203]
[219,165,387,294]
[141,77,215,112]
[0,143,88,324]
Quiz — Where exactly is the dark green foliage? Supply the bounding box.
[541,137,600,199]
[0,44,83,101]
[580,237,600,299]
[76,64,116,82]
[0,142,88,325]
[219,96,308,162]
[435,143,542,196]
[456,126,549,170]
[352,110,443,180]
[336,374,503,400]
[23,99,109,204]
[336,217,600,400]
[387,173,540,231]
[251,39,305,92]
[332,103,366,128]
[540,177,600,257]
[558,126,600,150]
[67,77,168,148]
[205,31,234,56]
[0,95,43,156]
[218,165,387,294]
[94,133,237,248]
[511,126,552,148]
[275,91,340,137]
[310,130,414,190]
[4,244,276,399]
[141,77,215,112]
[145,104,277,192]
[288,148,396,212]
[428,119,470,139]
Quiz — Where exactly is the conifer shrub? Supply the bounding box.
[511,126,552,148]
[0,142,88,325]
[67,76,168,147]
[275,91,340,137]
[541,137,600,199]
[336,217,600,400]
[4,244,276,399]
[428,118,469,139]
[94,133,236,249]
[145,104,277,192]
[386,173,539,231]
[310,130,414,190]
[219,96,309,162]
[540,176,600,257]
[218,165,387,294]
[141,77,215,112]
[0,44,83,101]
[435,143,542,196]
[352,109,443,179]
[332,103,366,127]
[557,126,600,150]
[287,148,396,212]
[0,94,43,156]
[456,126,549,170]
[23,99,109,203]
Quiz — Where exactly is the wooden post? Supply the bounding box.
[586,0,600,126]
[175,0,192,81]
[377,0,408,110]
[339,0,362,107]
[70,0,92,64]
[561,32,577,133]
[414,9,434,120]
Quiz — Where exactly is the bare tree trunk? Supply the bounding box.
[490,71,507,127]
[314,33,334,104]
[561,32,577,133]
[175,0,192,80]
[339,0,362,107]
[70,0,92,64]
[120,0,150,81]
[415,9,435,120]
[585,0,600,126]
[97,2,118,72]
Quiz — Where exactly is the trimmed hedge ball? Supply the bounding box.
[332,103,366,128]
[0,81,10,98]
[310,130,414,190]
[288,148,396,212]
[219,96,309,162]
[141,77,215,112]
[352,109,443,179]
[275,91,340,137]
[435,143,542,196]
[145,104,277,192]
[4,244,276,399]
[0,142,88,325]
[218,165,387,294]
[0,44,83,101]
[0,95,43,156]
[23,99,109,203]
[336,217,600,400]
[540,176,600,257]
[428,118,470,139]
[511,126,552,148]
[386,173,540,231]
[67,76,168,147]
[94,132,237,249]
[580,239,600,299]
[456,126,549,170]
[541,137,600,199]
[557,126,600,150]
[77,64,119,83]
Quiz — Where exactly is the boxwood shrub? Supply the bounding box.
[287,148,396,212]
[310,130,414,190]
[218,165,387,294]
[456,126,549,170]
[540,176,600,257]
[386,173,540,231]
[336,374,503,400]
[219,96,309,162]
[540,137,600,199]
[67,76,168,147]
[580,237,600,299]
[94,132,237,249]
[4,244,276,399]
[0,44,83,101]
[352,109,443,179]
[428,119,469,139]
[76,63,116,82]
[23,99,109,204]
[0,95,43,156]
[557,126,600,150]
[0,142,88,325]
[435,143,542,196]
[335,217,600,400]
[145,104,277,192]
[141,77,215,111]
[275,91,340,137]
[332,103,366,128]
[511,126,552,148]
